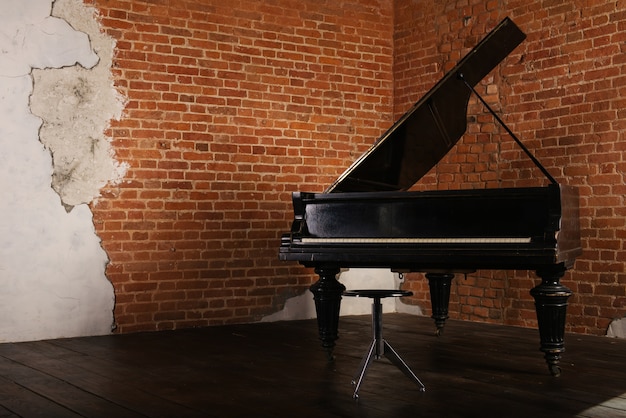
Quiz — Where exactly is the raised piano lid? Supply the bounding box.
[326,17,526,193]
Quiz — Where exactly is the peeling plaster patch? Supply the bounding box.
[30,0,127,210]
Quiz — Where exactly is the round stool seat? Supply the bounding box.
[343,289,413,299]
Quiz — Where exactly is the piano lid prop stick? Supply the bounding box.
[457,73,558,185]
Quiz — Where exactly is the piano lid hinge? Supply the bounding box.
[457,72,558,185]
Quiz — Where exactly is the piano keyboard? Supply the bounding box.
[301,237,532,244]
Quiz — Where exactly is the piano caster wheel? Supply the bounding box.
[420,387,426,393]
[549,364,562,377]
[435,327,444,337]
[545,353,563,377]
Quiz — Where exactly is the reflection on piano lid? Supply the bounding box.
[326,17,526,193]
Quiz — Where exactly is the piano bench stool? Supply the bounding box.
[343,289,426,399]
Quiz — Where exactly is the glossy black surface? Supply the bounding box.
[326,17,526,193]
[280,184,581,272]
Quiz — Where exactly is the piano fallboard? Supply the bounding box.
[279,183,581,272]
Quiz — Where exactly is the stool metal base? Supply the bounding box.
[344,290,426,399]
[351,337,426,399]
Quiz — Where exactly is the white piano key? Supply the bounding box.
[300,237,532,244]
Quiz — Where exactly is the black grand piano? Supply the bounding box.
[279,18,581,376]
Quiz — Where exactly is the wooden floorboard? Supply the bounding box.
[0,314,624,417]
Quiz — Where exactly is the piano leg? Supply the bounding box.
[531,266,572,377]
[310,266,345,360]
[426,273,454,336]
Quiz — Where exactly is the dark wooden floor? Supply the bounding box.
[0,314,624,417]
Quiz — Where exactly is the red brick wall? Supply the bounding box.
[86,0,394,333]
[395,0,626,335]
[86,0,624,337]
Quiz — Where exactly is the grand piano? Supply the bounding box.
[279,17,581,377]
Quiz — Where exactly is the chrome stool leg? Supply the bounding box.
[383,340,425,391]
[351,339,376,398]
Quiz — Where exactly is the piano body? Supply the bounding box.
[278,18,581,376]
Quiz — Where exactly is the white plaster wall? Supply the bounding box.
[262,268,423,322]
[0,0,120,342]
[607,317,626,339]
